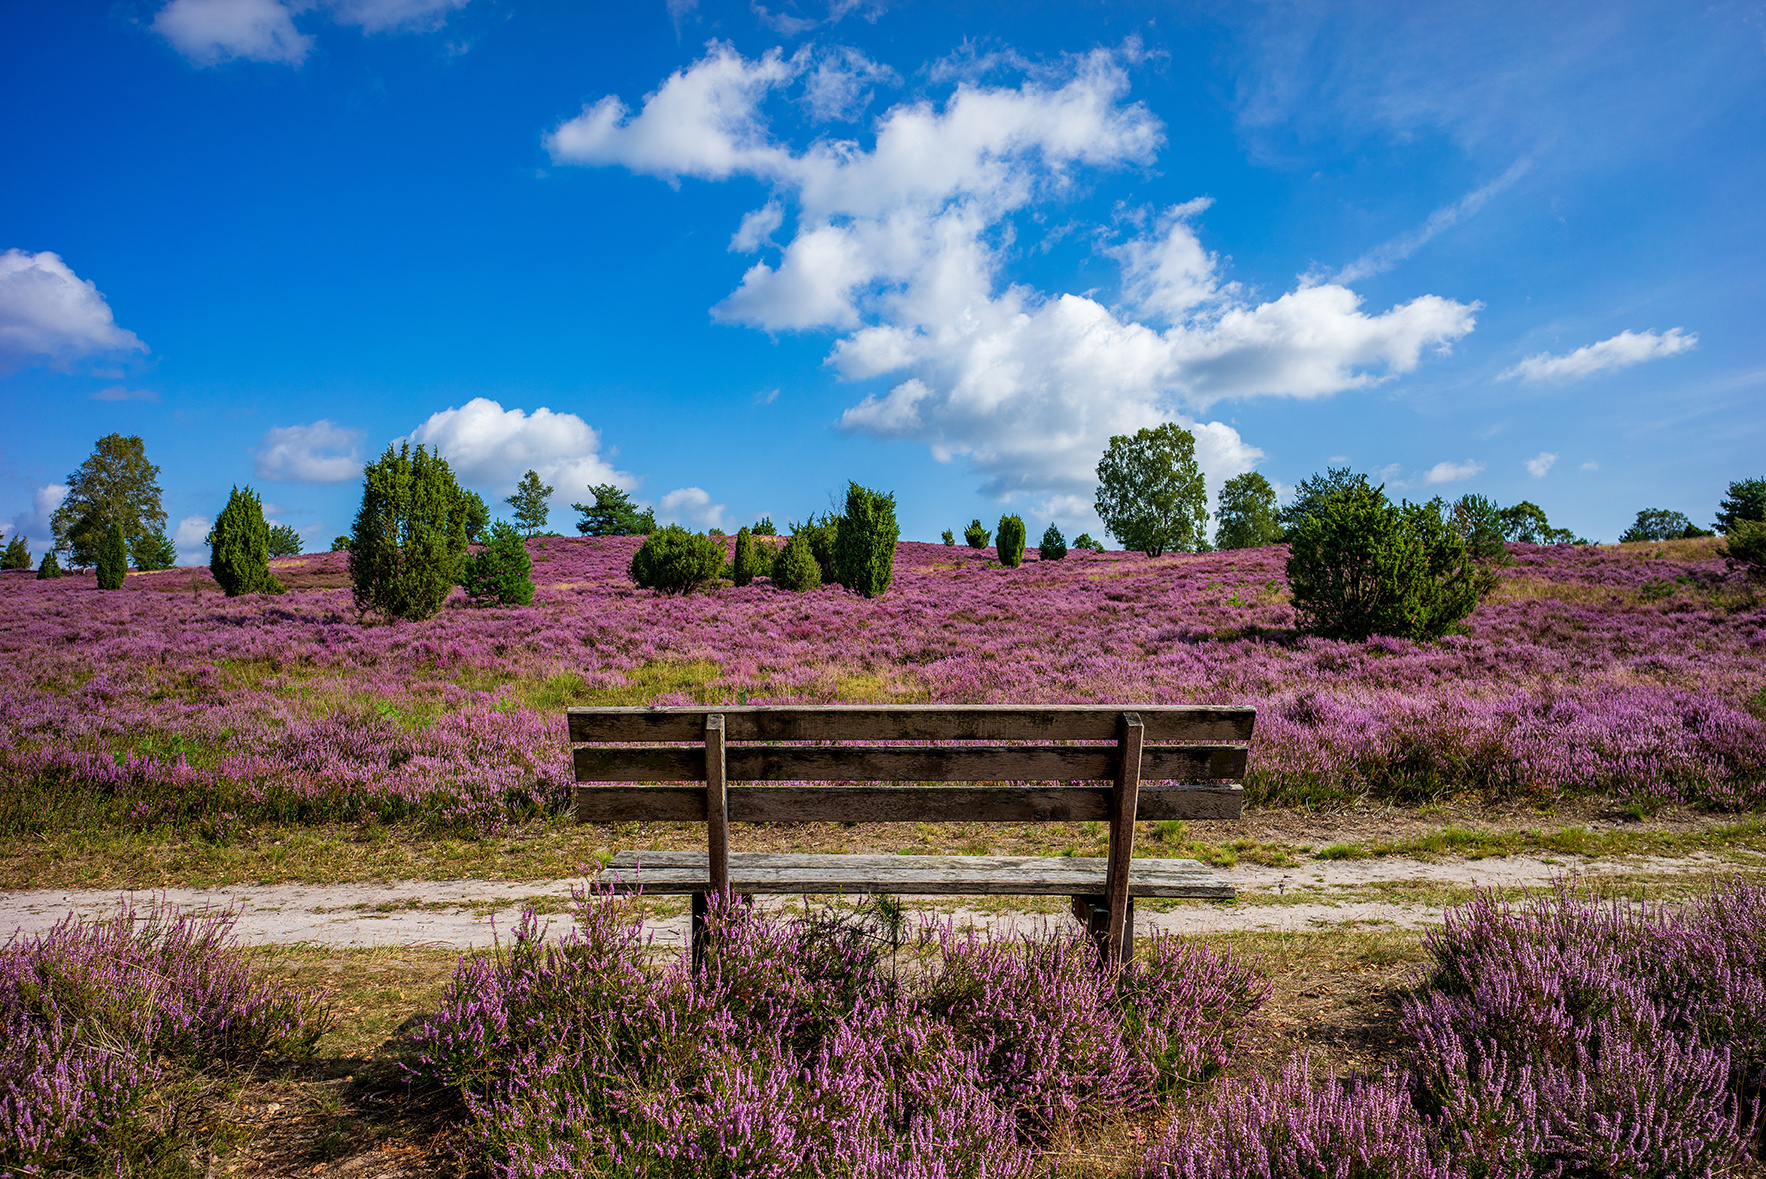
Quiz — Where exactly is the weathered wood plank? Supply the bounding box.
[568,704,1255,744]
[573,783,1243,823]
[574,743,1246,784]
[1104,713,1143,964]
[594,851,1233,898]
[705,714,729,899]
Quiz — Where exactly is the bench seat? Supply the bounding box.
[599,850,1233,899]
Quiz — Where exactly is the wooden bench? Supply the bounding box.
[569,704,1252,964]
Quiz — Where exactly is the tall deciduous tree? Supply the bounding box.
[51,434,166,564]
[506,470,553,537]
[1215,472,1283,550]
[209,486,283,597]
[348,443,468,620]
[1094,423,1208,558]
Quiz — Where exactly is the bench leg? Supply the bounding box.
[1073,894,1134,965]
[691,891,708,972]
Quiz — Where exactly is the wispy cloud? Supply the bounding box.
[91,385,159,402]
[1336,157,1532,284]
[1498,328,1697,383]
[1524,451,1556,478]
[1425,459,1484,484]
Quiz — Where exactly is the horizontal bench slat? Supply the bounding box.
[596,851,1233,898]
[575,783,1242,823]
[574,744,1246,785]
[568,705,1254,744]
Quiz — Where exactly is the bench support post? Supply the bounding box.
[1102,711,1143,965]
[694,713,728,973]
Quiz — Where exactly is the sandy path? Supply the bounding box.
[2,853,1743,950]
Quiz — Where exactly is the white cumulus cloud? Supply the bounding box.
[1498,328,1697,383]
[174,515,213,565]
[401,398,634,513]
[553,43,1477,503]
[153,0,470,66]
[656,486,730,531]
[255,420,366,483]
[8,484,68,551]
[1525,451,1557,478]
[0,250,147,370]
[1424,459,1484,484]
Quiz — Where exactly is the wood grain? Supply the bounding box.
[573,783,1243,823]
[594,851,1232,898]
[574,743,1246,784]
[705,714,728,899]
[1104,713,1143,964]
[568,704,1254,744]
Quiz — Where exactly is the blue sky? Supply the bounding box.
[2,0,1762,559]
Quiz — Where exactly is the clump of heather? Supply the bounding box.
[406,891,1265,1177]
[0,902,330,1176]
[1139,1062,1459,1179]
[1139,877,1766,1178]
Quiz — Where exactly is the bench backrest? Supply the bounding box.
[570,704,1252,825]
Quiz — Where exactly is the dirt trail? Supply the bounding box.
[3,853,1743,950]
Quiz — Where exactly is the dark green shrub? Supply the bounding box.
[36,551,62,580]
[1450,494,1508,564]
[2,534,29,570]
[964,519,990,549]
[772,533,823,592]
[348,444,468,619]
[574,484,655,536]
[331,536,351,552]
[267,523,303,557]
[1278,467,1370,537]
[1286,484,1489,641]
[996,515,1026,567]
[795,511,842,584]
[941,529,955,546]
[1040,524,1067,560]
[210,486,284,597]
[1216,472,1283,549]
[833,483,898,598]
[1722,519,1766,573]
[752,516,778,536]
[1072,533,1105,552]
[629,525,723,594]
[130,529,177,571]
[731,526,757,586]
[461,521,535,606]
[96,522,128,590]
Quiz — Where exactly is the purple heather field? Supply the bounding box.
[0,537,1762,836]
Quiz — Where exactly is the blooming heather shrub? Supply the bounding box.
[0,902,328,1176]
[406,893,1262,1177]
[1404,880,1761,1177]
[1139,1061,1457,1179]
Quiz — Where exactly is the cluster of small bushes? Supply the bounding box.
[406,893,1265,1178]
[0,903,329,1176]
[630,481,900,598]
[942,516,1100,562]
[1146,877,1766,1178]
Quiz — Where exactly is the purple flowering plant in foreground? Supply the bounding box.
[1145,877,1766,1179]
[404,888,1266,1178]
[0,902,330,1177]
[0,536,1762,839]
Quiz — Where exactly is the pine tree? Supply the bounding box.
[210,486,283,597]
[349,443,470,620]
[1039,524,1067,560]
[36,551,62,580]
[461,521,535,606]
[96,522,129,589]
[506,470,554,537]
[1,534,29,570]
[130,529,178,570]
[267,524,303,557]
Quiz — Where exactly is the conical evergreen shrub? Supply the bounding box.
[964,519,990,549]
[348,444,468,619]
[833,482,898,598]
[460,521,535,606]
[210,486,283,597]
[36,551,62,580]
[731,526,757,586]
[96,522,129,589]
[996,515,1026,568]
[1040,524,1067,560]
[772,532,822,592]
[1,534,29,570]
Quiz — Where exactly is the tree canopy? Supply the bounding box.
[1215,472,1283,550]
[573,484,655,536]
[506,470,553,537]
[348,444,469,619]
[1094,423,1208,557]
[51,434,166,565]
[1715,478,1766,533]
